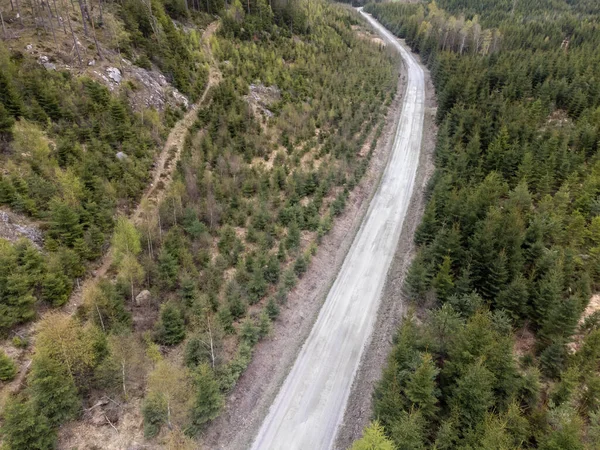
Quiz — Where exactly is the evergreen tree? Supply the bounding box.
[0,349,17,381]
[156,303,186,345]
[451,361,495,429]
[405,353,440,419]
[389,410,427,450]
[142,391,168,438]
[1,397,56,450]
[28,354,80,427]
[432,255,455,302]
[188,364,223,434]
[495,275,529,323]
[0,103,14,142]
[351,421,395,450]
[0,70,24,117]
[403,253,431,304]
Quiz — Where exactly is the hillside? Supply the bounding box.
[0,0,399,448]
[352,0,600,448]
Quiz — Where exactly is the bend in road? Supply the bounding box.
[250,10,425,450]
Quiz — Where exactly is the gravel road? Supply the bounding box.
[250,9,426,450]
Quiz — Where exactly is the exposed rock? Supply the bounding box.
[43,63,56,71]
[26,44,33,51]
[127,63,189,110]
[39,55,49,63]
[0,210,43,248]
[88,59,96,66]
[245,83,281,119]
[107,67,122,84]
[135,289,151,307]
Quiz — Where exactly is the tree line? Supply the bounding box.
[1,1,399,448]
[353,0,600,448]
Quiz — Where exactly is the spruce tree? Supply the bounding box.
[1,397,56,450]
[0,103,14,142]
[404,353,440,419]
[0,349,17,381]
[0,70,24,117]
[432,255,455,302]
[156,303,186,345]
[451,361,495,429]
[188,364,223,434]
[351,421,395,450]
[29,354,80,427]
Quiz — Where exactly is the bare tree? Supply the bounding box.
[52,0,67,34]
[14,0,22,25]
[0,11,6,39]
[78,0,88,36]
[43,0,58,44]
[87,1,102,59]
[60,0,82,65]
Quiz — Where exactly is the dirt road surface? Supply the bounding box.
[250,9,425,450]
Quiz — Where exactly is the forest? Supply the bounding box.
[352,0,600,449]
[0,0,397,447]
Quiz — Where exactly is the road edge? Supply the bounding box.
[334,17,438,450]
[200,29,409,450]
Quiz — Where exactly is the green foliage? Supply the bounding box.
[362,0,600,447]
[404,353,439,419]
[351,421,395,450]
[142,391,168,438]
[187,363,223,434]
[1,397,56,450]
[121,0,397,416]
[0,349,17,381]
[155,302,186,345]
[0,239,50,333]
[28,354,80,427]
[0,41,166,332]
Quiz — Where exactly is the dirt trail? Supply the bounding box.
[0,21,221,403]
[65,21,221,315]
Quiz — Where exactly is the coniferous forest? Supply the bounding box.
[353,0,600,449]
[0,0,398,447]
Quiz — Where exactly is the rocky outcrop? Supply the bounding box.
[244,83,281,119]
[27,43,189,113]
[0,210,43,248]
